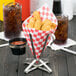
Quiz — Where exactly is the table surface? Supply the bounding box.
[0,16,76,76]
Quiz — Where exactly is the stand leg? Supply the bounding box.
[39,59,52,73]
[24,59,36,73]
[25,66,37,73]
[38,67,50,73]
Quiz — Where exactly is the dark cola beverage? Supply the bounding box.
[3,2,22,39]
[54,16,68,44]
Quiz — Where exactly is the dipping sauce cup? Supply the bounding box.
[9,38,27,55]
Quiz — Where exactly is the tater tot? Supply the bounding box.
[33,11,41,20]
[28,17,35,28]
[26,24,28,28]
[50,23,56,29]
[41,24,51,31]
[34,20,42,30]
[42,19,52,25]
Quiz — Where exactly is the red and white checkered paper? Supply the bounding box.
[22,4,58,59]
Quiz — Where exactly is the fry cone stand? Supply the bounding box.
[22,4,58,73]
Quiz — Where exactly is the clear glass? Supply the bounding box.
[54,15,68,44]
[3,2,22,39]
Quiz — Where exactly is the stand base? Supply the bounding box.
[24,58,52,73]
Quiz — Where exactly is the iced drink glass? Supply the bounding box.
[54,16,68,44]
[3,2,22,38]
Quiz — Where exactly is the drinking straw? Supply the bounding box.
[40,34,49,57]
[29,34,36,59]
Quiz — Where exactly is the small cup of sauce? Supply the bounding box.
[9,38,27,55]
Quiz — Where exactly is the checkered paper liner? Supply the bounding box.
[22,4,58,59]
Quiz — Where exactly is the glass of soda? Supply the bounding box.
[54,15,68,44]
[3,2,22,39]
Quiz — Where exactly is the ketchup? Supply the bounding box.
[11,41,25,45]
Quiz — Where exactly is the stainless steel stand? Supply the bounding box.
[24,58,52,73]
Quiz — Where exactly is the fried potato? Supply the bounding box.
[33,11,41,20]
[41,19,56,31]
[50,23,56,29]
[41,24,51,31]
[26,11,56,31]
[42,19,52,25]
[28,17,35,28]
[34,20,42,30]
[26,24,28,28]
